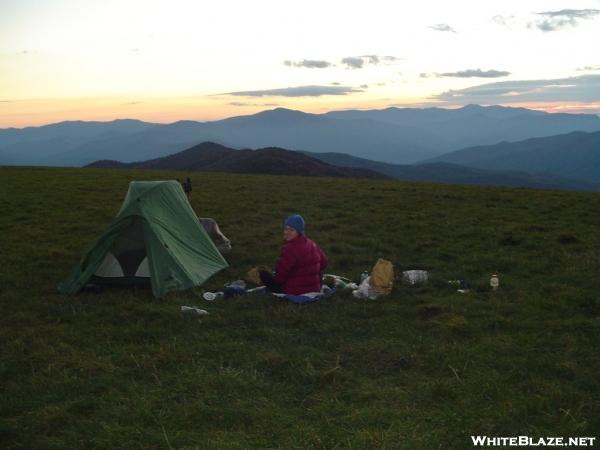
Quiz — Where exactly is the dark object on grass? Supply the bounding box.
[178,177,192,199]
[259,270,282,293]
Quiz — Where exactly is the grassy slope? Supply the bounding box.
[1,167,599,449]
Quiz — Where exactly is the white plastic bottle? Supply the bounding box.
[490,274,499,290]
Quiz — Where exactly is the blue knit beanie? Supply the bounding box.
[284,214,305,234]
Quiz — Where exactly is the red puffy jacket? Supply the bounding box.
[274,235,328,295]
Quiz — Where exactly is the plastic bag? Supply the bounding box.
[402,270,428,285]
[352,276,380,300]
[322,274,356,290]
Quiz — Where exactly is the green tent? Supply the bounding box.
[59,180,228,298]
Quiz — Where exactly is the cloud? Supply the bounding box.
[432,74,600,103]
[439,68,511,78]
[429,23,456,33]
[420,69,510,78]
[285,55,401,70]
[228,102,280,107]
[491,15,515,27]
[341,57,364,69]
[284,59,332,69]
[577,65,600,71]
[529,9,600,32]
[340,55,401,69]
[223,85,364,97]
[368,55,400,63]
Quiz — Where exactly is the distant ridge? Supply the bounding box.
[303,150,600,192]
[86,142,389,180]
[427,130,600,183]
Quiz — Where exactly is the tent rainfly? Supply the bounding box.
[59,180,228,298]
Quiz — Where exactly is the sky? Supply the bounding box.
[1,0,600,127]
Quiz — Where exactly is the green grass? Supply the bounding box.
[1,166,599,449]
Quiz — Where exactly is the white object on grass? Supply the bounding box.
[180,306,209,316]
[402,270,428,285]
[351,276,380,300]
[203,291,224,301]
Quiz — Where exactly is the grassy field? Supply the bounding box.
[1,166,599,449]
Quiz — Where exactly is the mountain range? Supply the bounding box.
[86,142,388,180]
[86,141,600,192]
[2,105,600,167]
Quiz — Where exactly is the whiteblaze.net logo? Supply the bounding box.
[471,436,596,447]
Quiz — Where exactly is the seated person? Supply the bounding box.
[260,214,328,295]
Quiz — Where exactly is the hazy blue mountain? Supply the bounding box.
[0,136,85,165]
[0,149,11,165]
[0,119,154,165]
[324,104,544,125]
[9,109,449,166]
[206,108,447,163]
[0,119,151,147]
[2,105,600,166]
[427,131,600,183]
[303,150,599,191]
[56,121,214,166]
[326,104,600,150]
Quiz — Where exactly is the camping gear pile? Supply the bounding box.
[203,258,396,304]
[352,258,395,299]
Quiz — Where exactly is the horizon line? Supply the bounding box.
[3,103,600,130]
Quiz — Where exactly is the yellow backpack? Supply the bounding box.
[244,266,271,286]
[369,258,394,295]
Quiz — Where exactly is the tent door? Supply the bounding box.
[94,216,150,279]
